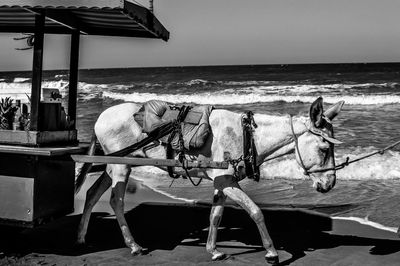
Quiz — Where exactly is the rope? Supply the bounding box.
[309,139,400,174]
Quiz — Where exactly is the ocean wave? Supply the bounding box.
[103,91,400,105]
[237,82,399,95]
[224,80,274,86]
[333,216,397,233]
[0,80,70,102]
[190,80,398,90]
[1,79,398,106]
[0,80,69,92]
[0,80,98,101]
[124,148,400,181]
[130,168,195,203]
[261,148,400,181]
[13,77,30,83]
[185,79,209,86]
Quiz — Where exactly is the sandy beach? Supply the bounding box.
[1,177,400,266]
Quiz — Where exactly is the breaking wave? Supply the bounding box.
[126,148,400,181]
[333,216,397,233]
[13,77,30,83]
[0,80,70,102]
[0,80,103,101]
[0,79,398,106]
[261,148,400,180]
[103,91,400,106]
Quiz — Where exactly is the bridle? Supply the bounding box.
[289,115,339,176]
[289,115,400,177]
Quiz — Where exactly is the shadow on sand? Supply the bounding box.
[1,202,400,265]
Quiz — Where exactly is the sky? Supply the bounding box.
[0,0,400,71]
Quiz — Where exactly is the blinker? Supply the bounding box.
[309,128,343,145]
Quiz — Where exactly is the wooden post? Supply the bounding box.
[71,155,229,169]
[68,30,80,130]
[30,13,45,131]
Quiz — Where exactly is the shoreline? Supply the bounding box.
[333,216,398,234]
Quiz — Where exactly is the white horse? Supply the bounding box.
[75,97,344,264]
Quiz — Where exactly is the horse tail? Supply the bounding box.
[75,130,97,194]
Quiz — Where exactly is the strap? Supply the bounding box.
[167,105,191,178]
[242,111,260,181]
[166,105,203,186]
[289,115,309,176]
[108,121,175,157]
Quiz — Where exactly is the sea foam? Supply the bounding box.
[261,148,400,181]
[0,79,398,106]
[103,91,400,106]
[125,148,400,181]
[333,216,398,233]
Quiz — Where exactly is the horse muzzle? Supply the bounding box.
[316,174,336,193]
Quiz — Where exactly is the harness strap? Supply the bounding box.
[242,111,260,181]
[166,105,203,186]
[166,105,190,178]
[289,115,310,176]
[225,111,260,181]
[108,121,174,157]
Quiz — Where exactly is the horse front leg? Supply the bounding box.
[222,186,279,264]
[206,189,227,260]
[109,165,146,255]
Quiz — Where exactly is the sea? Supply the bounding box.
[1,63,400,232]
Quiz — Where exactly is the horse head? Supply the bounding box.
[295,97,344,193]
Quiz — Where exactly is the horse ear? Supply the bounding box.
[309,97,324,128]
[324,100,345,121]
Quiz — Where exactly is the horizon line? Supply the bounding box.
[1,61,400,73]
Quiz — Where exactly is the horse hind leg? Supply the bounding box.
[109,164,146,255]
[222,185,279,264]
[206,189,227,260]
[76,171,112,245]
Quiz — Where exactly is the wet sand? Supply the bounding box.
[1,177,400,265]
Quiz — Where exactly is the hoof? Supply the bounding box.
[73,241,86,249]
[211,253,227,261]
[265,255,279,265]
[131,247,149,256]
[73,241,95,252]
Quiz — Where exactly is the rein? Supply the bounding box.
[310,140,400,173]
[289,115,400,175]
